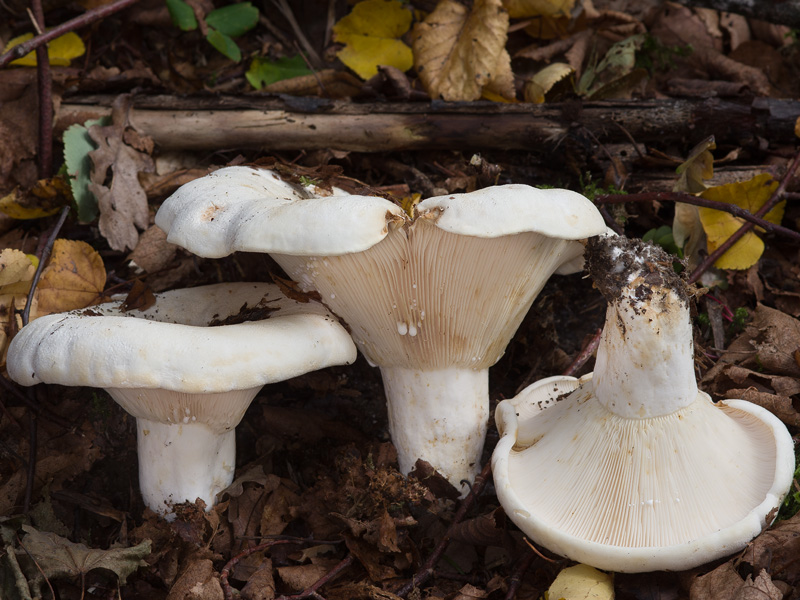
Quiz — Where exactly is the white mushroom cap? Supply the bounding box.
[7,282,357,428]
[493,377,795,572]
[491,237,795,572]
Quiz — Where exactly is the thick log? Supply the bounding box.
[55,96,800,153]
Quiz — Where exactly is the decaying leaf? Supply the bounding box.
[547,564,614,600]
[0,248,37,366]
[740,512,800,584]
[4,31,85,66]
[88,97,154,251]
[36,239,106,316]
[165,558,223,600]
[689,560,744,600]
[524,63,574,103]
[502,0,574,18]
[674,136,716,195]
[411,0,514,101]
[698,174,782,270]
[16,525,150,597]
[64,118,108,223]
[333,0,413,80]
[0,176,70,220]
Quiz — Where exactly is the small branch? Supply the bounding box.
[595,191,800,242]
[0,0,142,68]
[503,550,537,600]
[394,461,492,598]
[562,329,602,378]
[22,206,70,326]
[31,0,52,179]
[276,554,354,600]
[688,147,800,284]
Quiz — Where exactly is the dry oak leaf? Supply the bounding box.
[88,117,154,252]
[739,511,800,584]
[412,0,514,101]
[36,239,106,316]
[502,0,574,19]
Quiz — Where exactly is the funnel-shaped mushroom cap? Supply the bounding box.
[491,237,795,572]
[7,282,356,516]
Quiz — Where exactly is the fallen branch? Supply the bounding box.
[55,96,800,152]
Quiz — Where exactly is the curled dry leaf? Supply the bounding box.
[502,0,574,18]
[411,0,514,101]
[689,561,744,600]
[165,558,224,600]
[36,239,106,316]
[740,512,800,585]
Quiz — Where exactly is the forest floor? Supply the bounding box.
[1,0,800,598]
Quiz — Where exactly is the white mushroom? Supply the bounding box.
[155,166,606,493]
[492,236,795,572]
[7,282,356,518]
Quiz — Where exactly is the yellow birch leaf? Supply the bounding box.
[698,174,782,270]
[503,0,574,18]
[547,564,614,600]
[524,62,573,103]
[0,177,71,220]
[412,0,510,101]
[5,32,86,67]
[333,0,413,80]
[36,239,106,316]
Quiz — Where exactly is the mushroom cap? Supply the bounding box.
[492,376,796,572]
[154,166,605,260]
[7,282,357,393]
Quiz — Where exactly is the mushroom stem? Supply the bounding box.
[381,366,488,494]
[135,418,235,519]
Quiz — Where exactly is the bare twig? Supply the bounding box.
[22,206,70,326]
[0,0,142,68]
[562,328,602,377]
[394,461,493,597]
[276,554,354,600]
[595,191,800,242]
[271,0,323,68]
[30,0,52,179]
[688,147,800,284]
[504,549,537,600]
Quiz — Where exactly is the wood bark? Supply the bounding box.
[55,95,800,153]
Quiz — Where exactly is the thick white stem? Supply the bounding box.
[136,418,236,518]
[593,287,698,418]
[381,367,488,495]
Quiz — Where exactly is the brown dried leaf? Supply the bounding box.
[277,562,338,592]
[734,570,782,600]
[121,279,156,312]
[689,560,743,600]
[345,534,397,581]
[241,558,276,600]
[88,97,154,251]
[260,483,300,537]
[36,239,106,316]
[452,584,488,600]
[725,388,800,428]
[411,0,512,101]
[739,512,800,583]
[166,558,224,600]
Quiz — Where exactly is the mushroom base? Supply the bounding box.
[136,418,236,519]
[381,366,489,497]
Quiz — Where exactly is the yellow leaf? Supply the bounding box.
[0,177,70,220]
[674,136,716,194]
[36,239,106,316]
[0,248,36,293]
[333,0,413,80]
[524,63,573,103]
[5,32,85,67]
[503,0,574,18]
[547,564,614,600]
[412,0,511,101]
[698,174,782,270]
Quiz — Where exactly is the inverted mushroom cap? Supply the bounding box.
[491,237,795,572]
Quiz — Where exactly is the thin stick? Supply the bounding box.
[394,461,493,597]
[688,148,800,284]
[0,0,142,68]
[562,328,602,377]
[595,190,800,242]
[30,0,52,179]
[22,206,70,326]
[276,554,354,600]
[503,550,537,600]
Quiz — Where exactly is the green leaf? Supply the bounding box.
[205,3,259,37]
[63,117,109,223]
[246,55,312,89]
[165,0,198,31]
[206,29,241,61]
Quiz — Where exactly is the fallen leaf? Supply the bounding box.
[277,562,338,592]
[674,136,716,195]
[698,174,782,270]
[547,564,614,600]
[502,0,574,18]
[241,558,275,600]
[36,239,106,316]
[411,0,513,101]
[452,583,488,599]
[689,560,743,600]
[735,570,782,600]
[166,558,224,600]
[63,118,107,223]
[88,96,154,251]
[128,224,178,274]
[4,32,85,66]
[524,63,574,103]
[333,0,413,80]
[247,54,312,89]
[0,248,36,366]
[740,512,800,582]
[120,279,156,312]
[0,176,70,219]
[16,526,150,598]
